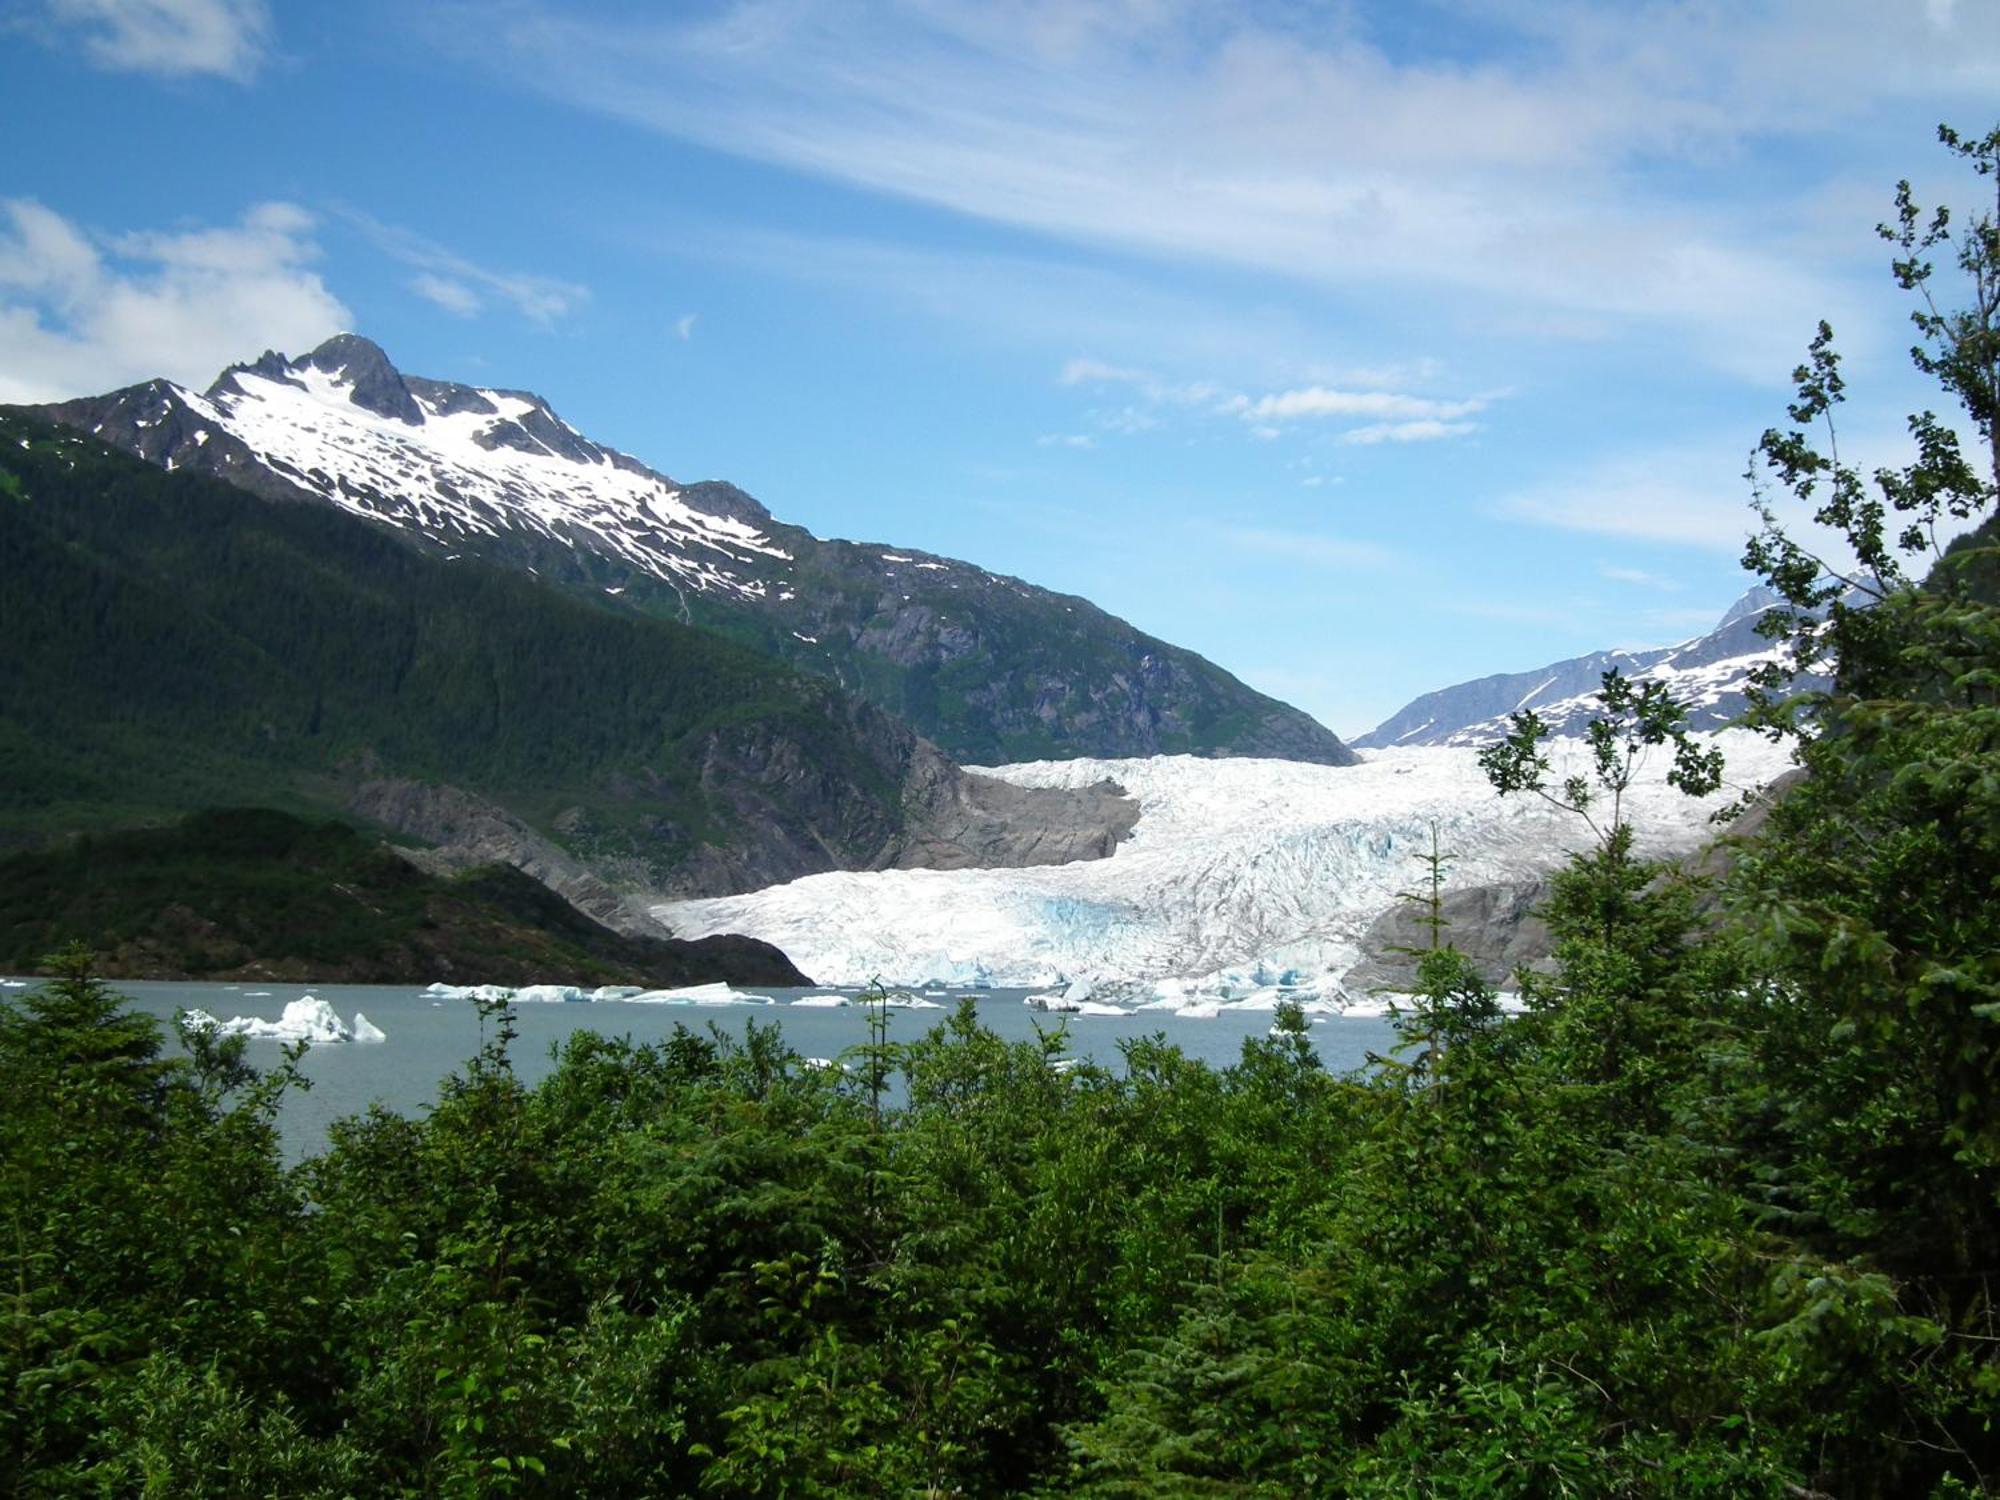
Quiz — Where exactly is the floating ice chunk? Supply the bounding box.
[626,981,734,1004]
[1024,992,1079,1012]
[885,994,944,1009]
[1338,994,1397,1018]
[791,994,850,1008]
[1172,1000,1222,1020]
[1075,1001,1133,1017]
[511,984,585,1004]
[589,985,644,1001]
[350,1012,387,1043]
[194,996,352,1043]
[625,983,772,1005]
[423,982,515,1002]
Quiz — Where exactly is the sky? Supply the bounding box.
[2,0,1997,739]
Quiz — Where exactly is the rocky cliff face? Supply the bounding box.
[30,334,1353,767]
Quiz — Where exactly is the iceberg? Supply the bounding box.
[625,983,771,1005]
[510,984,585,1004]
[422,982,514,1002]
[350,1012,388,1043]
[791,994,850,1008]
[182,996,355,1044]
[589,985,644,1001]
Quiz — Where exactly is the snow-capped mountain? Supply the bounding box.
[28,334,1352,767]
[656,733,1797,999]
[1351,587,1819,749]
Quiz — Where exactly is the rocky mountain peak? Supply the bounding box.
[298,332,424,425]
[1715,584,1781,630]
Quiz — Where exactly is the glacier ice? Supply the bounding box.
[655,736,1794,1010]
[350,1012,388,1043]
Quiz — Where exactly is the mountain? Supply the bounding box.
[27,334,1352,767]
[1350,587,1819,749]
[0,412,1134,912]
[0,808,811,986]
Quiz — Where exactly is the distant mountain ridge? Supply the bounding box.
[28,334,1352,767]
[1353,587,1817,749]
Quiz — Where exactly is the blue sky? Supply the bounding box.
[3,0,1996,738]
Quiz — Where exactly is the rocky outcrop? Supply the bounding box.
[1342,878,1554,993]
[350,780,677,939]
[894,769,1138,872]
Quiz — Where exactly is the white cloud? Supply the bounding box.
[43,0,271,81]
[410,272,481,317]
[1233,387,1484,423]
[1338,418,1477,446]
[673,311,698,340]
[0,198,347,404]
[1058,357,1488,444]
[430,0,2000,374]
[339,209,588,326]
[1060,356,1149,386]
[1036,432,1095,449]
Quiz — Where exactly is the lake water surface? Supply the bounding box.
[2,976,1402,1160]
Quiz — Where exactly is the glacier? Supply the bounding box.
[654,736,1795,1001]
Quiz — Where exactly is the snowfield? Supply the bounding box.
[654,735,1797,999]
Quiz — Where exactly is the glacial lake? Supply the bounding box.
[2,977,1404,1161]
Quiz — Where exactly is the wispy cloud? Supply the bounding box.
[0,198,346,403]
[673,311,697,340]
[339,208,589,326]
[409,272,480,317]
[1036,432,1094,450]
[426,0,2000,376]
[39,0,271,81]
[1060,356,1487,445]
[1497,450,1757,552]
[1599,564,1682,590]
[1337,418,1478,446]
[1207,522,1400,574]
[1229,387,1484,424]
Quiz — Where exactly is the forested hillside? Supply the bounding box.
[0,412,936,893]
[0,808,809,985]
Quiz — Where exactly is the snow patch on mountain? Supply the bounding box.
[1354,587,1810,749]
[152,339,794,602]
[654,735,1794,995]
